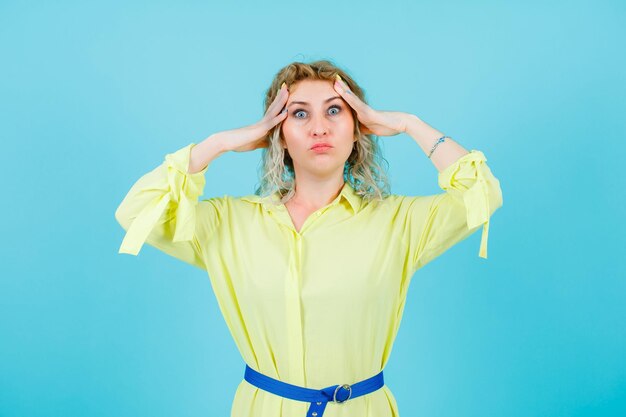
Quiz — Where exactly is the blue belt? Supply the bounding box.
[244,364,385,417]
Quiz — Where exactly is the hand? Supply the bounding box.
[334,75,410,137]
[221,83,290,153]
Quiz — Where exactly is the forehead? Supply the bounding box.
[288,79,334,98]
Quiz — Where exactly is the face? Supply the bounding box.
[280,79,355,179]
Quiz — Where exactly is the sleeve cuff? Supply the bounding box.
[437,150,491,259]
[118,143,208,255]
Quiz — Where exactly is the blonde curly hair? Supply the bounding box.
[253,59,391,205]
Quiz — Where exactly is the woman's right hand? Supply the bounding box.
[221,83,290,153]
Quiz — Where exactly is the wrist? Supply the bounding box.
[188,133,229,173]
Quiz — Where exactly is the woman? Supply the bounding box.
[115,60,503,417]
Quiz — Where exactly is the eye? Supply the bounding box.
[328,105,341,115]
[292,105,342,119]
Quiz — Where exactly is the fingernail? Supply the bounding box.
[281,82,286,89]
[335,74,342,83]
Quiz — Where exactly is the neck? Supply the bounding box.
[289,174,345,210]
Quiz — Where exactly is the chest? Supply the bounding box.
[211,210,407,312]
[284,202,316,233]
[203,199,414,312]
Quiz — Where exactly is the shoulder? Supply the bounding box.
[197,193,277,212]
[223,194,278,213]
[197,194,230,214]
[237,194,266,205]
[368,192,442,218]
[367,192,431,207]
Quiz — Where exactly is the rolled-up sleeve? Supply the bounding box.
[114,143,224,270]
[402,150,504,271]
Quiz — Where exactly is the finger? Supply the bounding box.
[266,88,287,118]
[334,75,369,115]
[266,83,289,117]
[266,107,288,129]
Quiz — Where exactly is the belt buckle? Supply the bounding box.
[332,384,352,403]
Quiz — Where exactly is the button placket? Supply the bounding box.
[285,229,305,385]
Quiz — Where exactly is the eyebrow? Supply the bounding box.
[287,96,342,107]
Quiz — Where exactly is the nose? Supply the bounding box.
[310,113,329,137]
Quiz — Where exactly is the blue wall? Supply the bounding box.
[1,1,624,416]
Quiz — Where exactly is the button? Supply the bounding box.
[312,413,318,416]
[316,402,322,405]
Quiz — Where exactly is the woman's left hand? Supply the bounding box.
[334,75,410,137]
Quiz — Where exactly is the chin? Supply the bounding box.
[309,159,349,175]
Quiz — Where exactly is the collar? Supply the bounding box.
[240,181,362,215]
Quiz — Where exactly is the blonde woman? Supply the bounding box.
[115,60,503,417]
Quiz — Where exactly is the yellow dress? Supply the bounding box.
[115,143,503,417]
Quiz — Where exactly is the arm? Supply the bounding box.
[324,80,503,266]
[403,113,470,172]
[114,134,228,269]
[400,115,504,270]
[188,132,228,174]
[114,82,291,267]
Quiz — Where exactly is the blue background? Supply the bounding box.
[1,1,624,416]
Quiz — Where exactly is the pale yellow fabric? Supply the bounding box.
[115,143,503,417]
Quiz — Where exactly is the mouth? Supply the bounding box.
[310,142,333,151]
